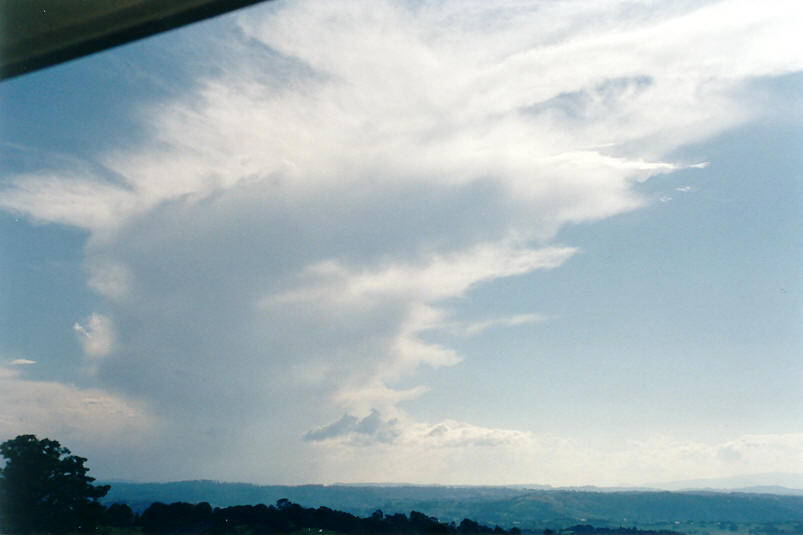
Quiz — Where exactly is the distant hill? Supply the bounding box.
[101,481,803,529]
[101,481,531,514]
[648,473,803,492]
[736,486,803,496]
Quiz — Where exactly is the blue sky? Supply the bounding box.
[1,0,801,486]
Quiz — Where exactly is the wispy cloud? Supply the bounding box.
[460,313,547,336]
[265,244,576,308]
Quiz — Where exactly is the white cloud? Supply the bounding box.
[343,244,574,303]
[0,0,800,483]
[260,243,573,411]
[0,174,137,232]
[304,411,803,486]
[10,359,37,365]
[0,375,158,451]
[73,313,116,358]
[265,244,575,310]
[4,0,789,236]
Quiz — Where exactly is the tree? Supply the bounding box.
[106,502,135,527]
[0,435,110,533]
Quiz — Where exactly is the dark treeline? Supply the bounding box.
[113,498,522,534]
[105,499,679,535]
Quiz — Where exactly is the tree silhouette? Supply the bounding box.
[106,502,135,527]
[0,434,110,533]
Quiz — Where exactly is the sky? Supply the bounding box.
[0,0,801,487]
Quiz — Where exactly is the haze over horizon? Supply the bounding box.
[1,0,801,488]
[100,472,803,492]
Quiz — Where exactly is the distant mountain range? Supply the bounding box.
[100,479,803,529]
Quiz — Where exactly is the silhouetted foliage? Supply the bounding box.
[141,501,217,533]
[106,502,136,527]
[132,499,686,535]
[135,499,534,534]
[0,435,110,534]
